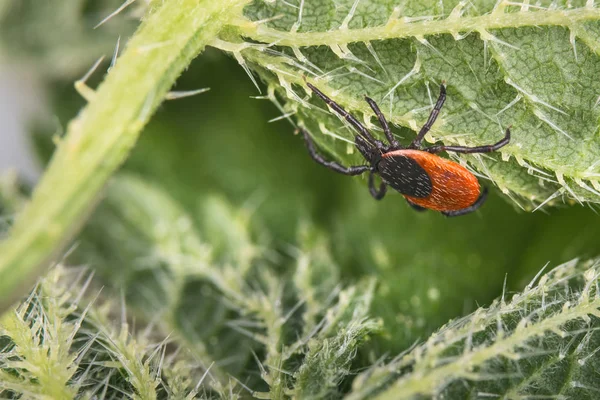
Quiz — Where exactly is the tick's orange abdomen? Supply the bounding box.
[383,150,480,211]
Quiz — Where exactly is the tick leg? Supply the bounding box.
[441,187,488,217]
[368,171,387,200]
[306,82,385,149]
[410,83,446,149]
[425,128,511,154]
[364,96,399,148]
[406,199,427,212]
[301,129,369,176]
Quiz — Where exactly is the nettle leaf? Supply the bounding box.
[347,258,600,399]
[74,174,382,396]
[234,0,600,208]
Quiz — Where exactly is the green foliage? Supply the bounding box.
[0,265,208,399]
[2,0,600,399]
[86,174,382,396]
[2,176,600,397]
[348,258,600,399]
[238,0,600,207]
[0,175,382,399]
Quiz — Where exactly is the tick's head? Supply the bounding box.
[355,134,381,168]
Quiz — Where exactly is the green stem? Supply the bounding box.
[0,0,251,313]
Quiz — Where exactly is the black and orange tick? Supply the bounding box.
[301,82,510,217]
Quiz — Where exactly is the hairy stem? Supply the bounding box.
[0,0,251,313]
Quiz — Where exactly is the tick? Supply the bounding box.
[300,82,510,217]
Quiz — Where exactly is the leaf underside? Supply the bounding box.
[236,0,600,209]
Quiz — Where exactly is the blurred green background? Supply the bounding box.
[23,47,600,355]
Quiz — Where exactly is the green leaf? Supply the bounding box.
[292,281,381,399]
[237,0,600,208]
[74,174,382,398]
[0,265,220,399]
[75,174,258,380]
[346,258,600,399]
